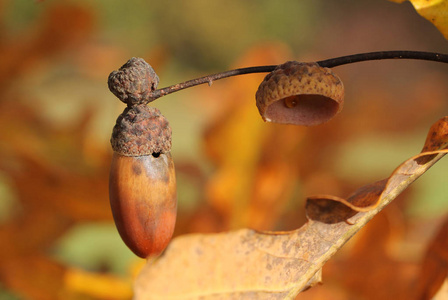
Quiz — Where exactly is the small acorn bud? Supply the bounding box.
[255,61,344,126]
[108,57,159,106]
[109,105,177,258]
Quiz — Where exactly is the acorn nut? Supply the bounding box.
[108,58,177,258]
[255,61,344,126]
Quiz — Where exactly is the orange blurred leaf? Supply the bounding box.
[202,44,300,230]
[414,215,448,299]
[65,268,132,299]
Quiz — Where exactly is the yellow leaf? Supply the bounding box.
[392,0,448,39]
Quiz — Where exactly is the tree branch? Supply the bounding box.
[148,50,448,102]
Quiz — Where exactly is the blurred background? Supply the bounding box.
[1,0,448,299]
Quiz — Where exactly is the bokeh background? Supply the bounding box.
[1,0,448,299]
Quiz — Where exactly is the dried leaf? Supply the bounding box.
[325,204,417,300]
[306,116,448,215]
[135,117,448,299]
[135,228,324,299]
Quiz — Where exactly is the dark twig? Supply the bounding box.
[148,50,448,102]
[148,65,276,102]
[317,50,448,68]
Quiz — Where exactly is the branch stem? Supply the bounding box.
[317,50,448,68]
[148,50,448,102]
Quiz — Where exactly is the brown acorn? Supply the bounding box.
[255,61,344,126]
[108,58,177,258]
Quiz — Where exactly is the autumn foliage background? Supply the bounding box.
[1,1,448,299]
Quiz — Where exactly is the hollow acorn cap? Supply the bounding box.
[111,105,171,156]
[108,57,159,106]
[255,61,344,126]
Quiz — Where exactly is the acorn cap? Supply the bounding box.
[255,61,344,126]
[108,57,159,106]
[111,105,171,156]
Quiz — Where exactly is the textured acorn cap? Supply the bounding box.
[108,57,159,106]
[255,61,344,126]
[111,105,171,156]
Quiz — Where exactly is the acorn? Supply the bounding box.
[255,61,344,126]
[108,58,177,258]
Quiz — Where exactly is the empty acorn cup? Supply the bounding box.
[255,61,344,126]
